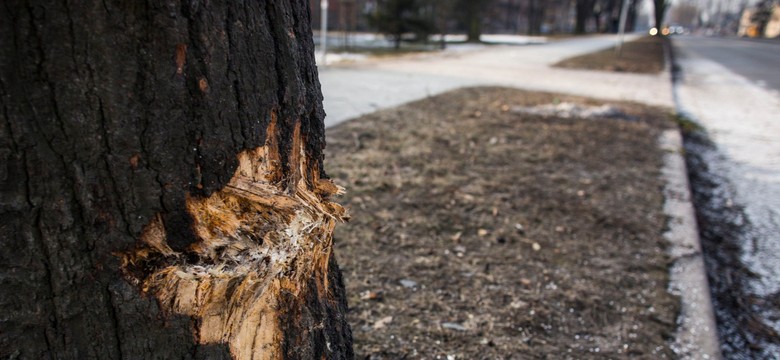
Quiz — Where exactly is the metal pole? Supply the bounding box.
[616,0,631,57]
[320,0,329,65]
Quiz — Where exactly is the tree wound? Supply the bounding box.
[175,43,187,75]
[120,124,346,360]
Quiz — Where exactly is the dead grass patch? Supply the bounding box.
[326,87,679,359]
[554,36,666,73]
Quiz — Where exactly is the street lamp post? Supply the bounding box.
[320,0,329,65]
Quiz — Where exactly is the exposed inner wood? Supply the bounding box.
[121,120,346,360]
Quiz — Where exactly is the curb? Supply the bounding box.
[660,130,722,360]
[661,38,722,360]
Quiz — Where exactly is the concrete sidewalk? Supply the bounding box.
[318,34,672,127]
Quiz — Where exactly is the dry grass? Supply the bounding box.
[326,87,679,359]
[554,36,666,73]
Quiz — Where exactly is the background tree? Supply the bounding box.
[595,0,622,32]
[453,0,494,42]
[654,0,671,28]
[527,0,548,35]
[575,0,598,33]
[0,0,352,359]
[370,0,436,49]
[432,0,454,48]
[594,0,639,33]
[670,0,702,28]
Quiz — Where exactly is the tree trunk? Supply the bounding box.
[603,0,619,33]
[0,1,353,359]
[654,0,669,28]
[575,0,596,34]
[467,15,483,42]
[528,0,541,36]
[437,3,448,50]
[627,0,638,33]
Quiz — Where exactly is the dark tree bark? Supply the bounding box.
[455,0,488,42]
[653,0,670,29]
[575,0,597,34]
[467,18,482,42]
[527,0,546,36]
[0,0,352,359]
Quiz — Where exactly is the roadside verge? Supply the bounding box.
[326,87,683,358]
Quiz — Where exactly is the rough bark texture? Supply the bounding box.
[0,1,352,359]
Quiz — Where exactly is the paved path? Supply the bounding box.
[318,34,672,127]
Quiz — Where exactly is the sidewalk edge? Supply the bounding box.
[660,130,722,360]
[661,37,722,360]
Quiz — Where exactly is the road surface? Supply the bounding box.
[673,35,780,358]
[674,36,780,93]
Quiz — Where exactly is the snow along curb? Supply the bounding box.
[660,129,722,360]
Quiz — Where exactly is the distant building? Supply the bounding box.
[765,4,780,38]
[738,8,758,37]
[738,3,780,38]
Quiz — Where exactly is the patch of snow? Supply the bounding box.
[511,102,634,120]
[316,51,369,66]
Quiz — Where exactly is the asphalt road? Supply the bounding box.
[674,36,780,92]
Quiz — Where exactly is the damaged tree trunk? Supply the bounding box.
[0,1,352,359]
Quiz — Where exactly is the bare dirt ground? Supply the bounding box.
[553,36,665,73]
[325,87,680,359]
